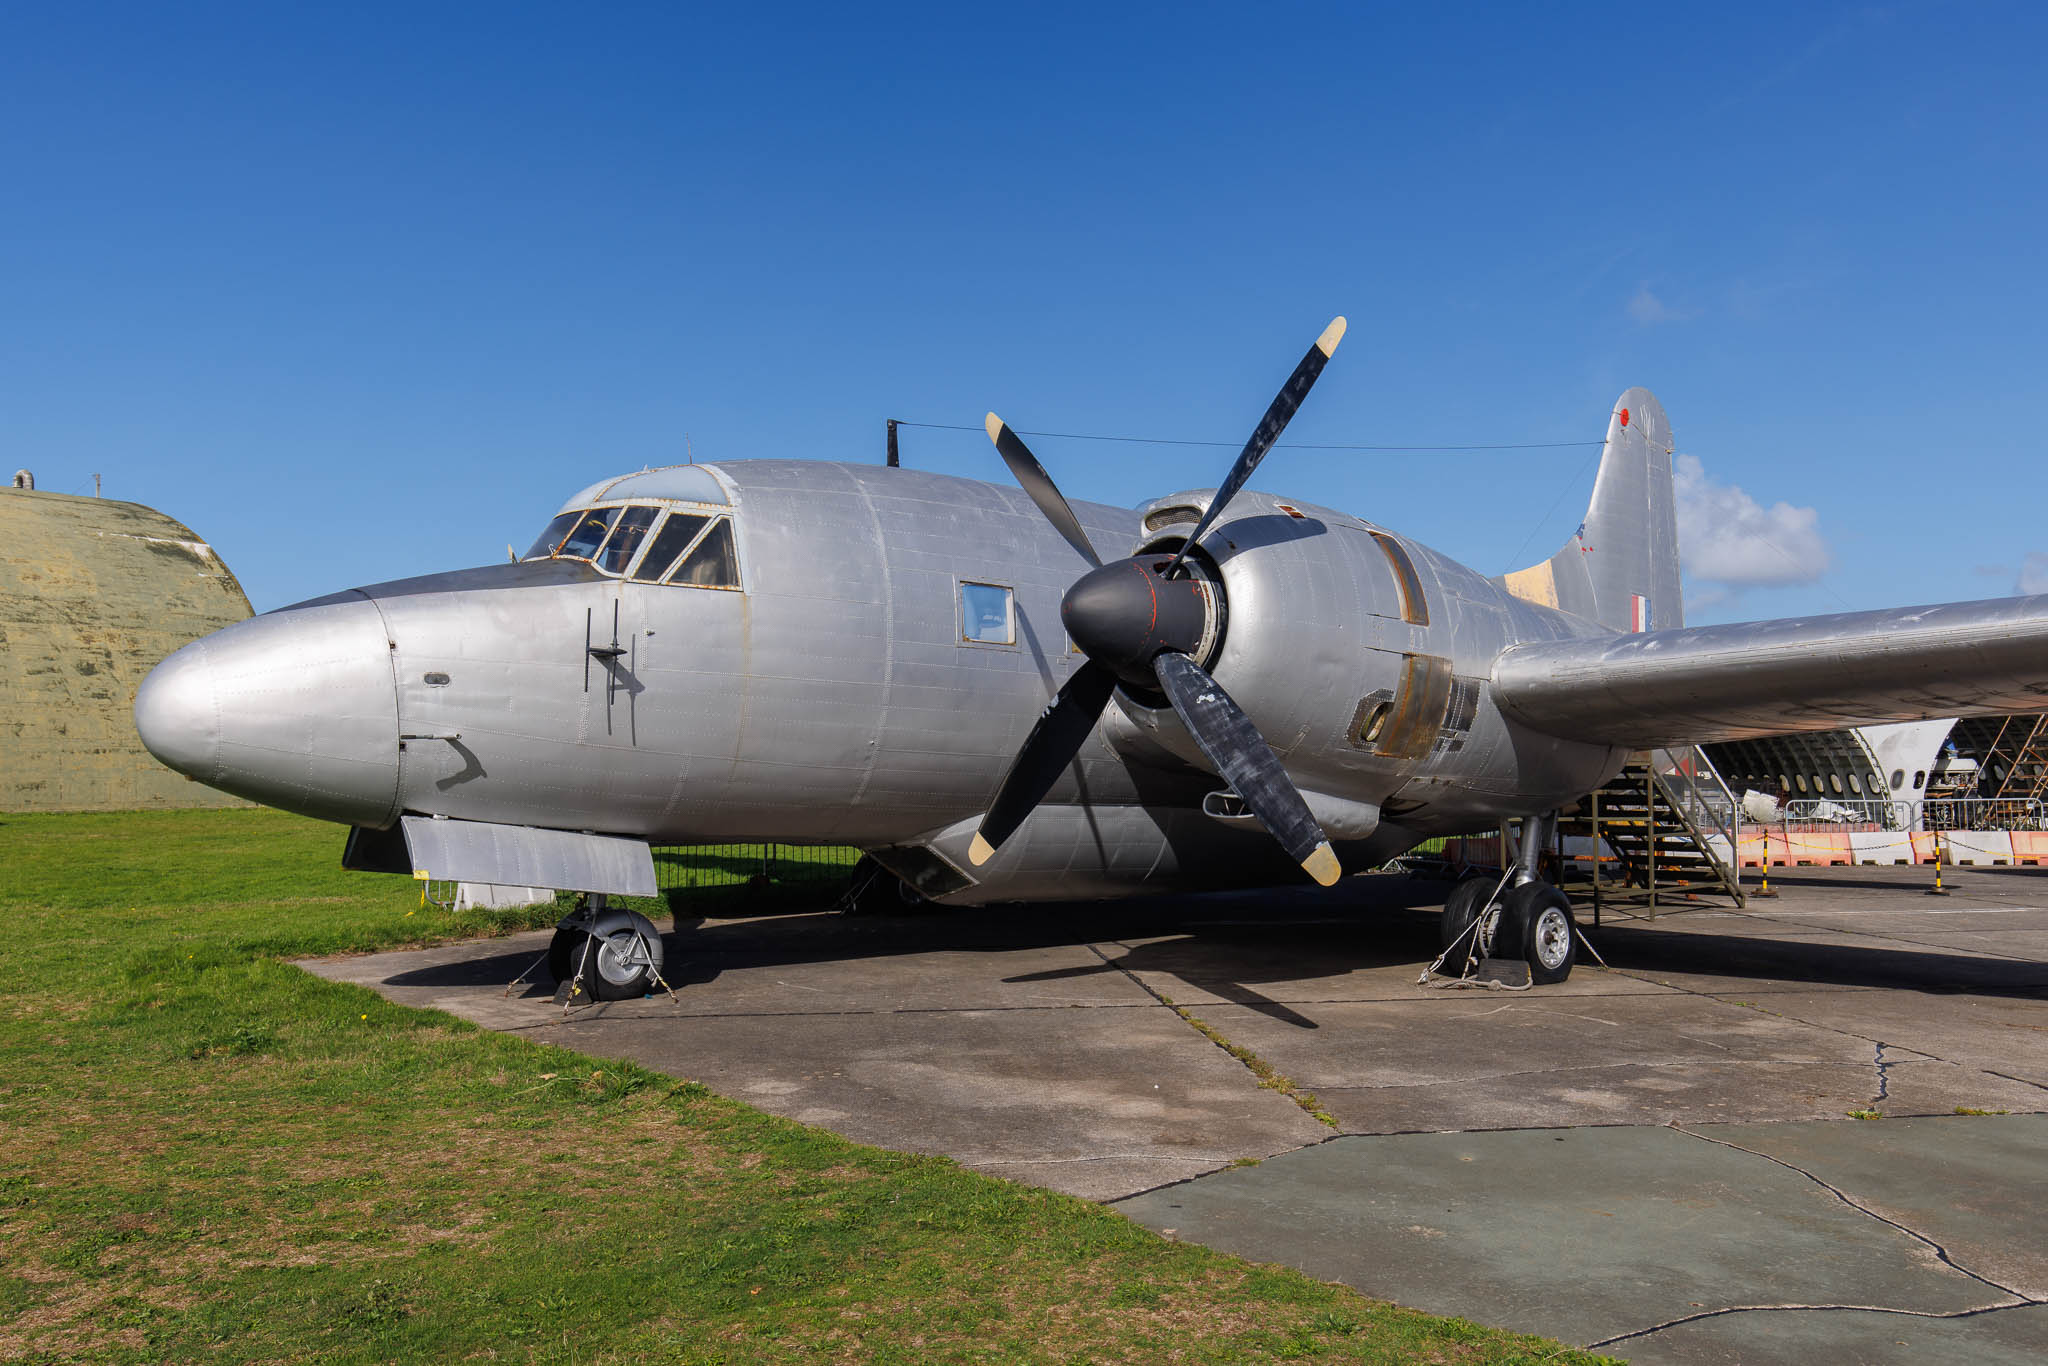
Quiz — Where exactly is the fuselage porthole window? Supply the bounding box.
[1913,770,1926,790]
[667,518,740,589]
[597,505,662,576]
[960,582,1014,645]
[636,512,711,582]
[523,510,583,561]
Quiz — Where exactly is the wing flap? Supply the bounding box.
[1491,595,2048,748]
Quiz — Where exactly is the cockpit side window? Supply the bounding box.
[522,511,582,561]
[557,508,620,561]
[633,513,710,582]
[597,505,661,575]
[667,518,739,589]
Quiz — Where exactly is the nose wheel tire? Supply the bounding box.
[1498,882,1577,984]
[550,908,666,1000]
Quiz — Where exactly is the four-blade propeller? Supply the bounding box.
[969,318,1348,887]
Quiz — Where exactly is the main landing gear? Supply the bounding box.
[1435,812,1579,985]
[549,894,668,1001]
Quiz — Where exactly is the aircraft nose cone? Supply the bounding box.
[134,640,222,783]
[133,593,401,827]
[1061,555,1212,684]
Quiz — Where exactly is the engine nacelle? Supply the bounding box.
[1101,488,1624,834]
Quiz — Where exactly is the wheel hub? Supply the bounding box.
[594,931,650,985]
[1532,907,1572,970]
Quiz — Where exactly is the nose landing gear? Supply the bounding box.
[548,895,670,1001]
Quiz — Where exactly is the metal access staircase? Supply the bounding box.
[1557,747,1746,915]
[1980,715,2048,801]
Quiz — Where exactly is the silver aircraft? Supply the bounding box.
[134,319,2048,990]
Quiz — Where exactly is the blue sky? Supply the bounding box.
[4,2,2043,619]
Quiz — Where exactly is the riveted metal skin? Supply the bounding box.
[135,591,401,827]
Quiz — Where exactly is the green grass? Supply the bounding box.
[0,808,1609,1364]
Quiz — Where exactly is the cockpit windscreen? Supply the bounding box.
[522,502,739,589]
[632,513,708,582]
[557,508,620,561]
[597,505,660,574]
[523,511,582,561]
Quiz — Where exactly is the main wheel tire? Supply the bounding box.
[552,909,667,999]
[1438,874,1499,975]
[1499,882,1576,984]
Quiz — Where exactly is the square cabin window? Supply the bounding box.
[960,582,1014,645]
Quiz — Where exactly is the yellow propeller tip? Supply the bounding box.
[984,413,1005,442]
[1315,317,1347,358]
[968,833,996,866]
[1303,843,1342,887]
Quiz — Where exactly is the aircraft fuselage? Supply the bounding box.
[137,459,1627,899]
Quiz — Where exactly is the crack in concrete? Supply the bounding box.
[1670,1125,2037,1302]
[1874,1040,1895,1106]
[1107,1130,1352,1204]
[1322,1056,1883,1092]
[1587,1298,2040,1351]
[1984,1067,2048,1096]
[1606,962,2048,1107]
[1087,943,1337,1128]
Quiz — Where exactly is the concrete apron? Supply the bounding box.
[301,866,2048,1364]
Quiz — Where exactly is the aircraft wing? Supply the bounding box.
[1491,594,2048,748]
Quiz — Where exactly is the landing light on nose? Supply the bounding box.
[134,593,402,827]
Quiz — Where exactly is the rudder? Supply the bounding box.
[1499,387,1683,632]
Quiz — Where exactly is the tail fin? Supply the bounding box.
[1499,386,1683,632]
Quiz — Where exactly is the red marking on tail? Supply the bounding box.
[1618,407,1631,428]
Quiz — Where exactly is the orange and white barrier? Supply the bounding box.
[1849,830,1916,864]
[2009,831,2048,865]
[1737,830,1767,867]
[1773,828,1853,866]
[1943,830,2015,865]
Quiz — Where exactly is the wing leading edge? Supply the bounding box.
[1491,594,2048,749]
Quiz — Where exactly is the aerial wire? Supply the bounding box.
[896,418,1858,611]
[1498,445,1603,574]
[890,419,1600,454]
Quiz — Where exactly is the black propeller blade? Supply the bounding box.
[986,414,1101,569]
[972,317,1347,886]
[967,660,1117,867]
[1162,316,1345,579]
[1153,652,1339,886]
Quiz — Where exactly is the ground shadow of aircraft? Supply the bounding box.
[377,872,2046,1016]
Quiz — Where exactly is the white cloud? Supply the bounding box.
[1674,454,1830,588]
[2018,553,2048,595]
[1627,283,1689,324]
